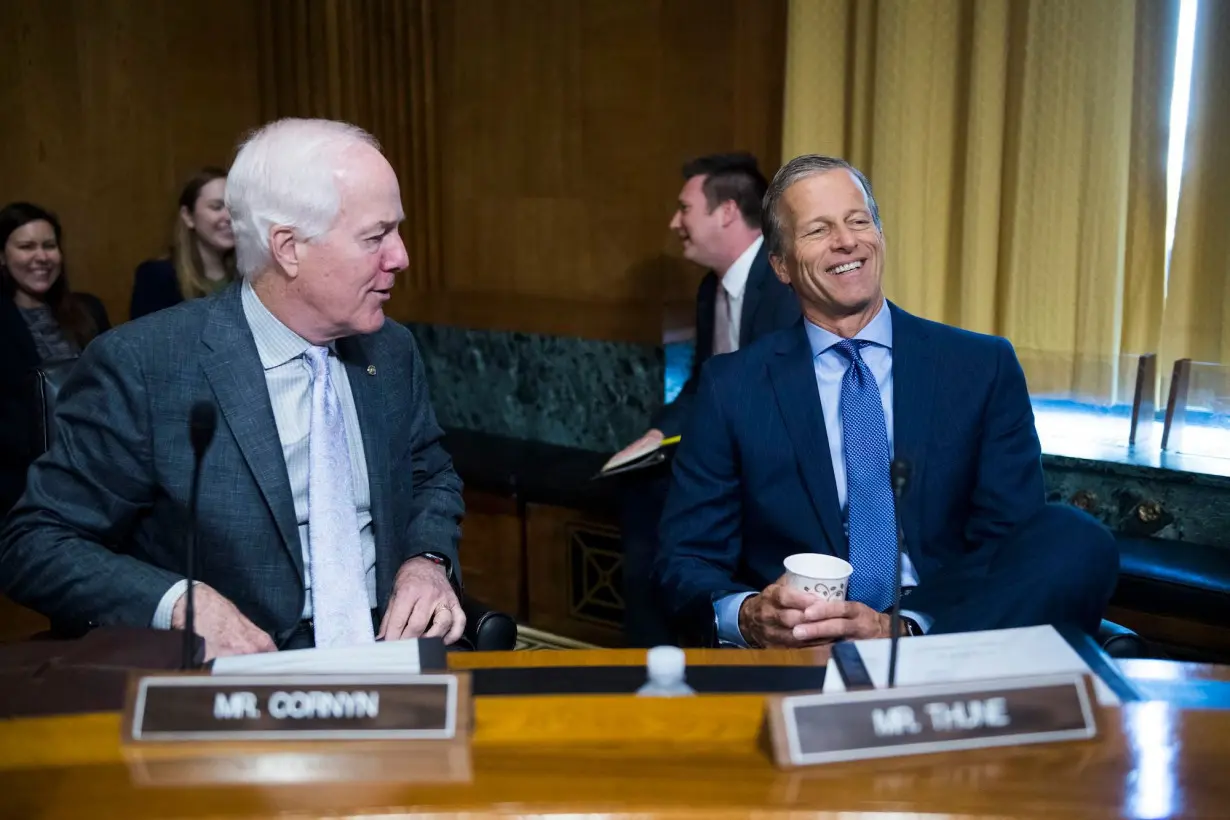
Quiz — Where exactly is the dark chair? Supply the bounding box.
[1097,618,1151,658]
[1116,536,1230,626]
[26,358,517,652]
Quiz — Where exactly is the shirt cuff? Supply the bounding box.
[151,579,191,630]
[714,591,757,647]
[901,608,933,634]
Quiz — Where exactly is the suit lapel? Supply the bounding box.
[200,286,303,581]
[888,302,933,557]
[738,242,771,347]
[768,324,847,557]
[694,273,717,364]
[338,334,393,601]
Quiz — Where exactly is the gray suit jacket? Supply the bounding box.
[0,284,464,645]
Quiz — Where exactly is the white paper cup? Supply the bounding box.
[783,553,853,601]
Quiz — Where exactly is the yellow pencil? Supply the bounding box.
[660,435,682,446]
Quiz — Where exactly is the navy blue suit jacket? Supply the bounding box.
[130,258,183,320]
[651,242,800,438]
[655,302,1046,641]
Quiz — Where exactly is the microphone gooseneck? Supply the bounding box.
[887,458,911,688]
[184,400,218,669]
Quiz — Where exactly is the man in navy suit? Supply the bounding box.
[655,155,1118,648]
[617,154,800,646]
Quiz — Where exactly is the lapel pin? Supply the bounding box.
[367,365,377,376]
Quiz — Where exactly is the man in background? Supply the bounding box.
[618,153,800,647]
[656,154,1117,647]
[0,118,467,658]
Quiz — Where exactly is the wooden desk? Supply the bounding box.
[1,649,1228,819]
[449,646,829,669]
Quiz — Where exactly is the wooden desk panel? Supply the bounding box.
[1118,658,1230,682]
[0,594,48,644]
[524,503,626,646]
[456,490,525,619]
[449,647,830,669]
[3,705,1230,818]
[1,651,1228,819]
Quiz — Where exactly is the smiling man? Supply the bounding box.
[0,118,467,658]
[654,154,1119,648]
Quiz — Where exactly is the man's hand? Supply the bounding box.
[171,583,277,661]
[606,428,665,468]
[378,556,465,645]
[787,599,893,643]
[738,579,893,648]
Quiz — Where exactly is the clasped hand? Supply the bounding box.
[738,576,892,648]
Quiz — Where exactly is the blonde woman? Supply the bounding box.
[130,167,237,319]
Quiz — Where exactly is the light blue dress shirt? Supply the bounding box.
[715,301,931,645]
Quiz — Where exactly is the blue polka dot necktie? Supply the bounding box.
[833,339,896,612]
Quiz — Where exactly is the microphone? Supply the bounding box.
[184,400,217,670]
[887,458,911,688]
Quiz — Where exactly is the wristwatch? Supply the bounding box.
[900,615,923,637]
[418,552,451,573]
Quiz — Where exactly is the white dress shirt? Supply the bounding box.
[714,235,763,353]
[715,301,931,645]
[152,281,377,628]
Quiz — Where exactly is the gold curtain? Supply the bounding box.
[1160,0,1230,368]
[782,0,1175,401]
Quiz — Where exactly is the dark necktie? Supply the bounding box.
[714,287,734,354]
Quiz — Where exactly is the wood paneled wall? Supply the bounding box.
[424,0,786,341]
[1,0,786,342]
[0,0,265,325]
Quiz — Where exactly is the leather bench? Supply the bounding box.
[1114,535,1230,637]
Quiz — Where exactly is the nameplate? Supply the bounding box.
[123,673,468,743]
[765,674,1097,767]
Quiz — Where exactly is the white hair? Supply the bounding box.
[225,118,381,278]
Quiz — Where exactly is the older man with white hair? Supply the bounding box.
[0,118,468,658]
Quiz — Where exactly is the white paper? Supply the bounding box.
[823,625,1119,705]
[211,640,422,676]
[602,437,664,471]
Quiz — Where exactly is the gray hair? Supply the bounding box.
[225,118,381,278]
[762,155,881,257]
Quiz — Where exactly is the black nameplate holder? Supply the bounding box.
[764,673,1098,768]
[122,672,470,743]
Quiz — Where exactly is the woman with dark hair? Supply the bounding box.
[0,201,110,513]
[129,167,237,319]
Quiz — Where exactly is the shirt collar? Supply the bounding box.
[719,235,764,300]
[804,299,893,359]
[241,278,325,370]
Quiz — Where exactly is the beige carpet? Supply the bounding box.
[514,625,600,651]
